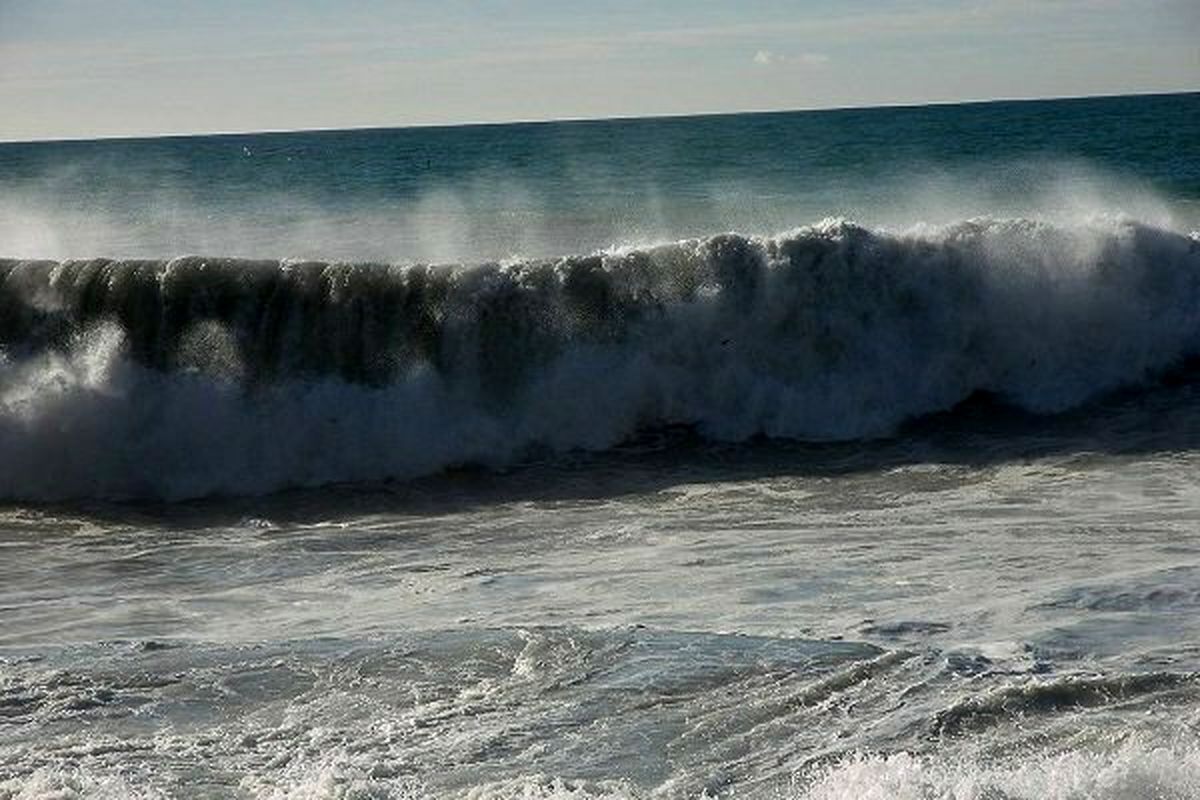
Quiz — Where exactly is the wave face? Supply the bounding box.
[1,216,1198,500]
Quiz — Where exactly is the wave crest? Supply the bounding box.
[2,217,1198,500]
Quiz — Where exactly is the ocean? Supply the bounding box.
[1,92,1200,798]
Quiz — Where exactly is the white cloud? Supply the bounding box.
[753,50,828,67]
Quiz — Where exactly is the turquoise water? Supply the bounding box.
[2,93,1200,798]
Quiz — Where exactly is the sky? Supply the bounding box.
[1,0,1197,141]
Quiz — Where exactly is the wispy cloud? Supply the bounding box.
[753,50,829,67]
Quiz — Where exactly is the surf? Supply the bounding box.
[1,215,1198,501]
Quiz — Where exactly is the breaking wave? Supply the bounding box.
[5,739,1199,799]
[2,216,1199,501]
[798,737,1200,800]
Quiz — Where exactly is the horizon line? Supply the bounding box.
[2,88,1196,146]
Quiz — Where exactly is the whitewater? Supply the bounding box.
[3,217,1199,500]
[3,93,1200,798]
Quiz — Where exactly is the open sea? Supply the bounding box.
[2,92,1200,798]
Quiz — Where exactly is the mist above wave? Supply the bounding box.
[0,159,1188,265]
[1,215,1198,501]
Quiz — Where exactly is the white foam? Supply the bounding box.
[798,738,1200,800]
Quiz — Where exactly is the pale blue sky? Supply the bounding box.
[1,0,1197,141]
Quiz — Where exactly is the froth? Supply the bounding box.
[4,738,1198,799]
[799,738,1200,800]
